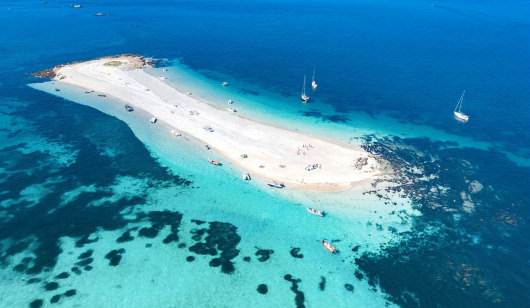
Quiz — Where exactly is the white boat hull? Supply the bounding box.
[307,208,324,216]
[454,111,469,122]
[267,181,284,188]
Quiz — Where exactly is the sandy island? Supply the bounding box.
[35,55,383,192]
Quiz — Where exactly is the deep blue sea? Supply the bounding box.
[1,0,529,307]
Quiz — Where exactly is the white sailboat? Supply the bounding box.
[453,90,469,122]
[311,66,317,90]
[301,75,309,103]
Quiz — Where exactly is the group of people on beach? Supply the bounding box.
[305,163,321,171]
[258,164,286,169]
[297,144,314,155]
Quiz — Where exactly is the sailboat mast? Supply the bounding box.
[454,90,465,112]
[302,75,306,96]
[458,90,465,112]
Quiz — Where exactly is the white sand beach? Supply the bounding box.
[49,55,381,191]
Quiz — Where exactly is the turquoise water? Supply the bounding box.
[1,0,529,307]
[6,81,414,307]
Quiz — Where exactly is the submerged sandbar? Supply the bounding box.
[38,55,382,192]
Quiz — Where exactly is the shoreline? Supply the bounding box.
[35,55,385,192]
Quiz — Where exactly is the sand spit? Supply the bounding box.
[41,55,383,192]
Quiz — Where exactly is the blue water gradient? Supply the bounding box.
[1,0,529,306]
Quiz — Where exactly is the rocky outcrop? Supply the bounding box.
[30,54,155,79]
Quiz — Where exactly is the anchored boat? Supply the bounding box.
[267,181,285,188]
[208,149,221,166]
[307,208,324,216]
[453,90,469,122]
[209,159,221,166]
[301,75,309,103]
[125,105,134,112]
[322,240,337,253]
[243,172,251,180]
[150,117,157,124]
[311,66,318,90]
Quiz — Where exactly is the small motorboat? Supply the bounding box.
[163,68,168,72]
[322,240,337,253]
[243,172,251,180]
[98,94,106,97]
[186,91,192,95]
[240,154,248,158]
[150,117,157,124]
[125,105,134,112]
[228,99,233,104]
[71,4,82,8]
[222,81,228,87]
[170,130,181,137]
[267,181,285,188]
[84,90,94,94]
[227,108,237,113]
[209,159,221,166]
[307,208,324,216]
[55,88,60,92]
[204,144,211,150]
